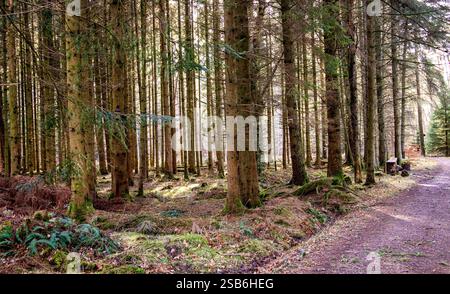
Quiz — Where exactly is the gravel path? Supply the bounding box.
[262,158,450,274]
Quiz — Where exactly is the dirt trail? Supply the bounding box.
[260,158,450,274]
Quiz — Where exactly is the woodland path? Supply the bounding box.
[260,158,450,274]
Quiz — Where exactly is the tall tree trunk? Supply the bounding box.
[323,0,342,177]
[94,54,108,175]
[137,0,148,195]
[23,4,35,175]
[159,0,173,177]
[302,35,312,167]
[311,29,321,166]
[185,0,196,174]
[391,0,401,163]
[365,2,376,185]
[7,0,20,175]
[151,0,159,175]
[345,0,362,183]
[415,45,426,157]
[224,0,261,213]
[212,0,224,178]
[400,21,409,159]
[0,1,6,174]
[110,0,129,199]
[204,0,213,174]
[376,15,386,169]
[281,0,308,185]
[66,0,93,220]
[41,2,57,173]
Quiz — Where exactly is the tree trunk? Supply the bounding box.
[110,0,129,199]
[223,0,261,213]
[415,45,426,157]
[23,4,35,175]
[281,0,308,185]
[159,0,173,177]
[213,0,225,178]
[302,36,312,167]
[345,0,362,183]
[185,0,196,174]
[391,0,401,163]
[323,0,342,177]
[66,0,93,220]
[7,0,20,175]
[311,30,321,166]
[204,0,213,174]
[41,3,57,173]
[365,3,376,185]
[400,21,409,159]
[375,15,386,169]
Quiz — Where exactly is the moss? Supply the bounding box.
[288,229,306,240]
[100,265,145,274]
[238,239,278,257]
[274,219,291,227]
[169,233,208,248]
[294,178,333,196]
[92,216,115,230]
[121,214,193,234]
[273,206,291,217]
[210,219,223,229]
[49,250,67,270]
[223,197,246,215]
[142,238,166,262]
[81,261,98,272]
[306,207,328,224]
[33,210,51,221]
[68,200,94,222]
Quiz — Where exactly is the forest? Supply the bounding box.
[0,0,449,275]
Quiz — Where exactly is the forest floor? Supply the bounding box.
[0,157,442,274]
[259,157,450,274]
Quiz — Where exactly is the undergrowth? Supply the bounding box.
[0,216,119,257]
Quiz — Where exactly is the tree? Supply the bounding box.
[280,0,308,185]
[415,44,426,157]
[6,0,20,176]
[134,0,148,195]
[323,0,342,177]
[365,0,376,185]
[110,0,129,199]
[427,93,449,156]
[391,0,402,163]
[185,0,196,174]
[375,11,386,169]
[41,1,57,173]
[159,0,173,177]
[345,0,362,183]
[66,0,93,219]
[223,0,260,213]
[212,0,225,178]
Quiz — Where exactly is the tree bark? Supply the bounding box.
[281,0,308,185]
[213,0,225,178]
[224,0,261,213]
[375,15,386,169]
[7,0,20,175]
[66,0,94,219]
[110,0,129,199]
[323,0,342,177]
[345,0,362,183]
[365,2,376,185]
[391,0,401,163]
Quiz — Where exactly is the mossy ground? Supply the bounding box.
[0,158,431,273]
